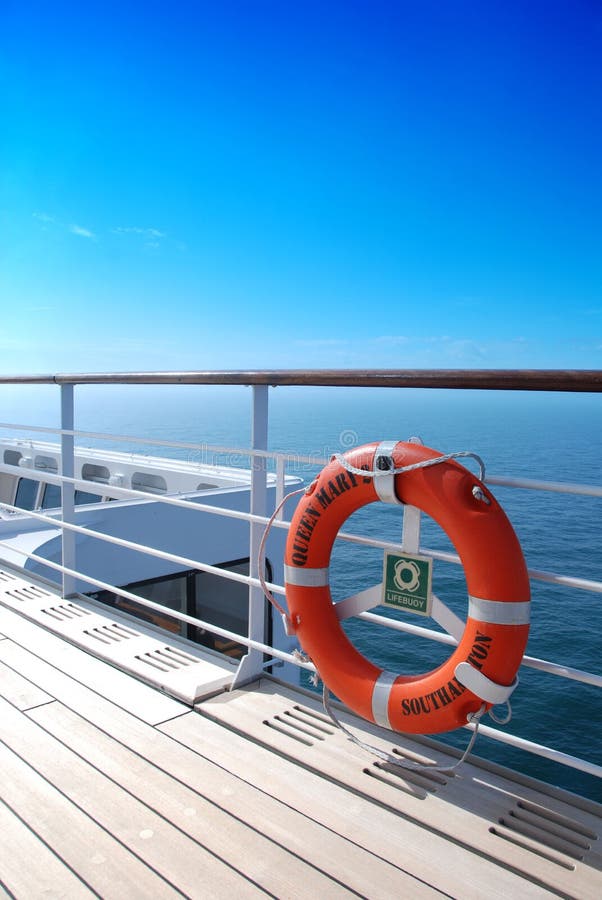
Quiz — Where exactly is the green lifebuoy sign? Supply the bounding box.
[382,551,433,616]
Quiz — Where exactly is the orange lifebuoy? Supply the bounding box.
[284,441,530,734]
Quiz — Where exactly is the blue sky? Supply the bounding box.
[1,0,600,373]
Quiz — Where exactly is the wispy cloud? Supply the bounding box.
[113,226,166,238]
[438,337,487,360]
[112,225,168,250]
[373,335,410,346]
[33,212,96,240]
[32,211,56,223]
[290,333,536,368]
[69,224,95,239]
[295,338,349,347]
[32,213,170,248]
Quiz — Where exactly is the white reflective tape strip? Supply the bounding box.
[373,441,402,505]
[371,669,398,728]
[455,662,519,704]
[284,565,329,587]
[468,596,530,626]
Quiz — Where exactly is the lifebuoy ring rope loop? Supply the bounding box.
[323,682,488,775]
[332,447,486,483]
[257,484,308,629]
[487,700,513,726]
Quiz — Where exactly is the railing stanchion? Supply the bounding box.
[233,383,269,687]
[275,456,286,519]
[60,384,77,597]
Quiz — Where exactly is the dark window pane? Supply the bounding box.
[82,463,110,483]
[15,478,39,510]
[132,472,167,494]
[88,559,269,661]
[92,574,187,635]
[4,450,22,466]
[194,559,251,657]
[42,483,62,509]
[75,490,103,505]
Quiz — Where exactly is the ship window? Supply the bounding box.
[196,482,217,491]
[15,477,39,510]
[116,576,187,634]
[82,463,110,484]
[136,576,188,614]
[4,450,22,466]
[42,483,62,509]
[35,455,58,473]
[91,572,189,637]
[89,557,271,660]
[193,558,272,658]
[194,559,250,655]
[132,472,167,494]
[75,489,103,505]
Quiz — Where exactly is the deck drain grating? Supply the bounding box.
[284,707,337,736]
[490,798,596,868]
[262,717,315,746]
[261,703,339,746]
[24,585,49,598]
[6,585,50,602]
[84,623,140,645]
[0,571,19,583]
[136,646,201,672]
[41,603,93,621]
[363,758,445,796]
[6,589,29,603]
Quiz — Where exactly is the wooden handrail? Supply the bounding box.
[0,369,601,391]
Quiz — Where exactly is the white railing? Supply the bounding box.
[0,371,600,787]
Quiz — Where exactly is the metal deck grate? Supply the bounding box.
[0,569,236,703]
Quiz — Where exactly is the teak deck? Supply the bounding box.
[1,577,601,899]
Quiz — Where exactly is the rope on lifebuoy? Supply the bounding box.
[322,683,487,775]
[333,447,487,483]
[258,485,307,627]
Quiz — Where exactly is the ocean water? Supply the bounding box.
[1,383,600,801]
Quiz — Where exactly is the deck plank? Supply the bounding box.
[224,681,602,835]
[0,657,53,709]
[163,713,556,899]
[0,797,95,899]
[28,700,372,899]
[0,695,270,899]
[0,635,438,898]
[0,739,182,899]
[194,680,602,900]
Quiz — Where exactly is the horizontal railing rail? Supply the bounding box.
[1,368,602,391]
[3,420,602,497]
[2,450,601,598]
[3,468,601,682]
